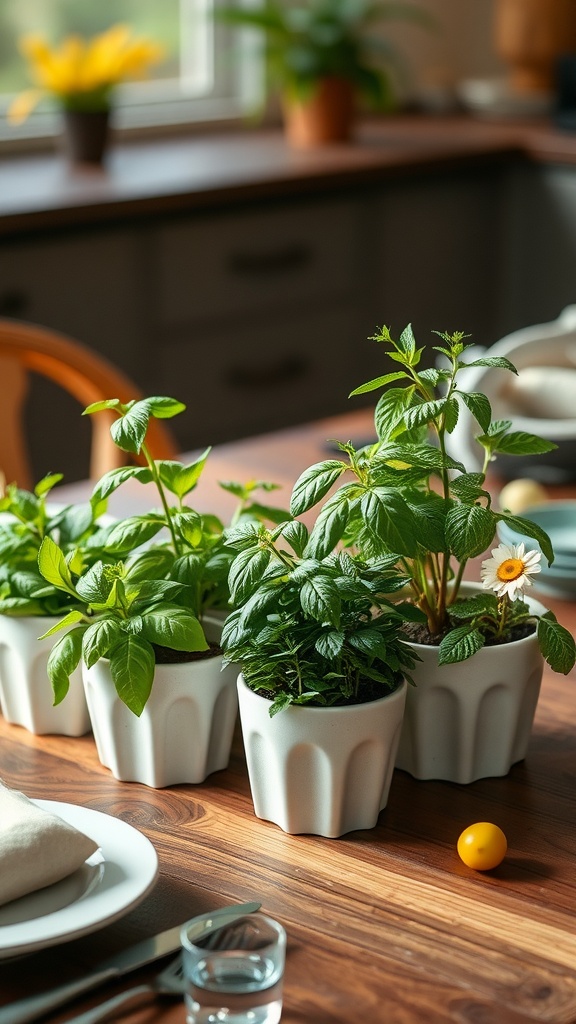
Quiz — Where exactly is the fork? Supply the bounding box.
[65,955,185,1024]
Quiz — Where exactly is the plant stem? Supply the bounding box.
[141,440,182,557]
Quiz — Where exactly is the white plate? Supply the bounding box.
[0,801,158,958]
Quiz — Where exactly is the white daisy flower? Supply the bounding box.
[481,542,542,601]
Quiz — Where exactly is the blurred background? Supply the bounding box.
[1,0,575,485]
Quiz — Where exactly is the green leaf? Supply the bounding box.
[146,396,186,419]
[398,323,417,356]
[38,610,85,639]
[83,399,123,415]
[450,473,490,504]
[374,387,416,441]
[109,635,155,716]
[280,520,309,557]
[305,496,350,560]
[229,547,273,604]
[34,472,63,497]
[47,626,86,705]
[538,615,576,674]
[105,516,164,553]
[300,575,341,626]
[360,488,418,556]
[496,512,554,566]
[457,390,492,432]
[490,431,557,456]
[349,371,408,397]
[37,537,77,596]
[438,626,485,664]
[443,398,460,434]
[140,606,208,652]
[75,561,112,603]
[110,401,151,455]
[315,631,344,659]
[404,399,447,431]
[290,460,347,517]
[376,443,465,474]
[91,466,153,503]
[172,510,203,546]
[158,449,210,497]
[445,504,497,560]
[82,617,123,668]
[463,356,517,374]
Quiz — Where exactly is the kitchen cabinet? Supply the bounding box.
[0,146,560,482]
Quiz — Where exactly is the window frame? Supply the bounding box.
[0,0,264,150]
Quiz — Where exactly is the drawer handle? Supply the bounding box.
[225,355,309,389]
[0,289,29,317]
[227,244,312,276]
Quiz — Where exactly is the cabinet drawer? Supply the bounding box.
[156,198,362,325]
[0,230,142,368]
[155,304,361,450]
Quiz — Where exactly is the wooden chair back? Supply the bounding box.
[0,318,178,490]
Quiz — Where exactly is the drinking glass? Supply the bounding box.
[181,911,286,1024]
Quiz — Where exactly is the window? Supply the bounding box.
[0,0,262,144]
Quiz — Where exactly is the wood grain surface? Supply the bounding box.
[0,410,575,1024]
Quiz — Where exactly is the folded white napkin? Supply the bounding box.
[0,781,99,907]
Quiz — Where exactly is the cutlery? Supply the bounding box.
[64,955,185,1024]
[0,900,261,1024]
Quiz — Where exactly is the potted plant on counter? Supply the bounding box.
[37,396,242,788]
[0,475,111,736]
[7,25,164,164]
[288,324,576,783]
[221,517,419,836]
[218,0,431,147]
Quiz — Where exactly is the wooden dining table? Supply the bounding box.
[1,408,575,1024]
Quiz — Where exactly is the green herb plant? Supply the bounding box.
[221,516,420,716]
[218,0,432,108]
[38,396,291,715]
[0,473,109,617]
[287,325,576,675]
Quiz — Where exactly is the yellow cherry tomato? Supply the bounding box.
[457,822,507,871]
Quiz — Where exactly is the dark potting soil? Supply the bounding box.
[401,619,536,647]
[152,642,222,664]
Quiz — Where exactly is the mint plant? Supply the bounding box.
[288,325,576,674]
[221,518,420,716]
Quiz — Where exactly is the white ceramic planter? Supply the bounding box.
[237,674,407,837]
[82,618,238,787]
[395,590,547,784]
[0,615,90,736]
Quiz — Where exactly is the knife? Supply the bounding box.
[1,901,261,1024]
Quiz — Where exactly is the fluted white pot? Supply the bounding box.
[0,615,90,736]
[82,618,238,787]
[395,589,547,784]
[237,674,407,838]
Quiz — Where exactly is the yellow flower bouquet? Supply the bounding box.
[8,23,164,124]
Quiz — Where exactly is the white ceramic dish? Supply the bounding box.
[0,801,158,958]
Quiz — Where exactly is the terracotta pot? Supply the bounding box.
[282,77,356,148]
[62,109,110,165]
[395,586,548,784]
[494,0,576,93]
[237,673,407,837]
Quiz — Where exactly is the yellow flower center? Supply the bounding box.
[496,557,524,581]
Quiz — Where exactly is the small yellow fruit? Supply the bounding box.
[457,822,507,871]
[498,478,548,515]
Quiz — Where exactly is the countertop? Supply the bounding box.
[3,114,576,236]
